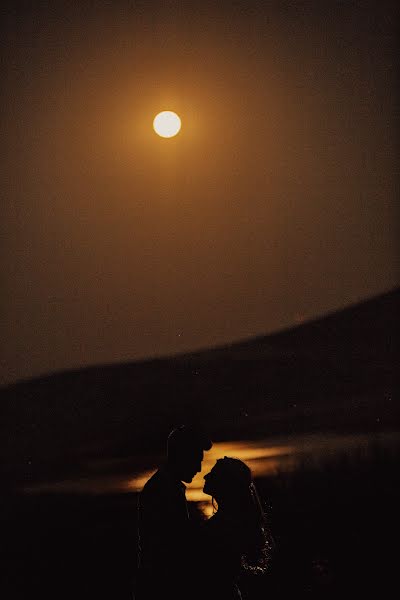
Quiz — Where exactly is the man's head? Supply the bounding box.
[166,424,212,483]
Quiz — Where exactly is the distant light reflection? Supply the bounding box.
[22,432,399,515]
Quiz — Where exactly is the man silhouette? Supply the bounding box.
[135,424,212,600]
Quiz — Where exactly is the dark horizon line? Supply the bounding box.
[1,283,398,392]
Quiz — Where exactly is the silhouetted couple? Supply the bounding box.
[135,425,270,600]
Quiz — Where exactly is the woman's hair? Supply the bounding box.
[211,457,275,574]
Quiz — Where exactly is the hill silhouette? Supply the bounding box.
[1,287,398,489]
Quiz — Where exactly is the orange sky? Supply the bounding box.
[1,1,399,386]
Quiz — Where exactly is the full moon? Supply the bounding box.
[153,111,181,138]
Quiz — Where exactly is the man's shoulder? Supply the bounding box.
[141,468,163,493]
[141,467,172,496]
[140,466,183,503]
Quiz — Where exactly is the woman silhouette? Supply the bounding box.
[197,457,273,600]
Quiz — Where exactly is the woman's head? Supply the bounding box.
[203,457,252,505]
[203,457,273,572]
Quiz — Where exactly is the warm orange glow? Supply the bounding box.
[22,432,399,518]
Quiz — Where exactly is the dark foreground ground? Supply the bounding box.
[2,438,399,600]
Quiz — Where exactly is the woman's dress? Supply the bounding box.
[196,511,245,600]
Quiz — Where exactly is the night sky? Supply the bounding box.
[1,1,398,386]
